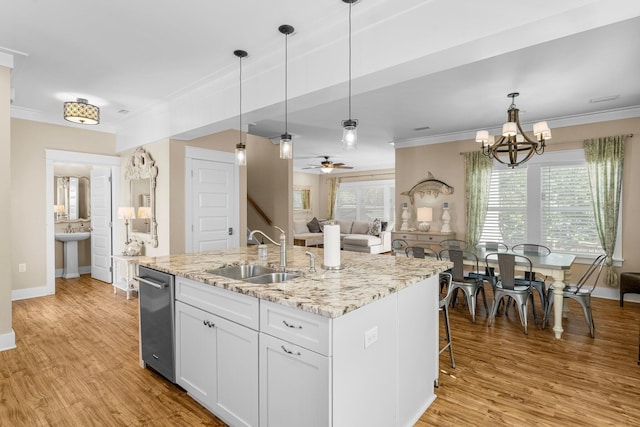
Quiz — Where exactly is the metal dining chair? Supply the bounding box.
[511,243,551,317]
[438,272,455,372]
[469,242,509,285]
[405,246,440,259]
[543,254,607,337]
[392,238,408,256]
[439,249,488,323]
[487,252,536,334]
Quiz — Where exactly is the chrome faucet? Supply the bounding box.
[249,225,287,269]
[305,251,316,273]
[65,224,73,233]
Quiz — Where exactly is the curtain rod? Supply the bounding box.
[459,133,634,155]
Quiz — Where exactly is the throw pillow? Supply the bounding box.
[307,217,322,233]
[368,218,382,236]
[381,221,388,231]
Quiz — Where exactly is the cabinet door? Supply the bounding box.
[176,301,259,427]
[176,301,216,405]
[260,333,331,427]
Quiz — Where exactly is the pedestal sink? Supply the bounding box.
[55,232,91,278]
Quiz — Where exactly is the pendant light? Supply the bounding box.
[341,0,359,151]
[234,49,248,166]
[279,24,295,160]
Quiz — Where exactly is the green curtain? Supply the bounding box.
[584,135,626,287]
[301,189,311,210]
[464,151,493,247]
[326,177,340,220]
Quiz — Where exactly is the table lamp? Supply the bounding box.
[416,207,433,232]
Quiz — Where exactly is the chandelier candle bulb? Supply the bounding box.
[323,224,341,269]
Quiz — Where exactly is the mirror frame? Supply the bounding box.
[293,185,312,212]
[124,147,158,248]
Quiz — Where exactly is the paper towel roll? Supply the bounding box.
[323,224,341,268]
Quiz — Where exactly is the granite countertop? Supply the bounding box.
[139,245,452,318]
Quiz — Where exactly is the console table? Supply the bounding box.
[391,230,456,253]
[111,255,144,299]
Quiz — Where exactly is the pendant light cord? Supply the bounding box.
[348,0,352,121]
[239,55,242,144]
[285,32,288,134]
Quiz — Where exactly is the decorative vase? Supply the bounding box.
[441,203,451,233]
[400,203,410,231]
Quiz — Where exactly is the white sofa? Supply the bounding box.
[293,219,393,255]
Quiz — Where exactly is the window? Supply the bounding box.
[480,149,620,257]
[334,180,395,222]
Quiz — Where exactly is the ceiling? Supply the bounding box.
[3,1,640,173]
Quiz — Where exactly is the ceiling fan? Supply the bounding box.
[302,156,353,174]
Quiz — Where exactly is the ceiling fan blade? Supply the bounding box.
[302,165,321,169]
[335,165,353,169]
[332,163,345,167]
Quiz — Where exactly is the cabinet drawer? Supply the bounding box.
[260,300,332,356]
[176,276,259,330]
[416,234,441,243]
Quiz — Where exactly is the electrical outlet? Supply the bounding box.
[18,263,26,273]
[364,326,378,348]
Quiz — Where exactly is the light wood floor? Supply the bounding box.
[2,276,640,426]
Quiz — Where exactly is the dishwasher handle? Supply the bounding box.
[135,276,167,289]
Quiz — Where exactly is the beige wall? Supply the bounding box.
[395,117,640,277]
[293,172,321,221]
[246,136,292,244]
[1,66,12,338]
[118,130,249,256]
[11,119,117,291]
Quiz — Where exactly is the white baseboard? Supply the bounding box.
[12,285,52,301]
[0,329,16,352]
[55,265,91,278]
[592,286,640,304]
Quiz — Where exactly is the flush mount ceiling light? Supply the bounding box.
[341,0,359,151]
[476,92,551,168]
[63,98,100,125]
[234,50,248,166]
[279,24,295,160]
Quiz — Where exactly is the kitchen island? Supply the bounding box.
[139,245,451,427]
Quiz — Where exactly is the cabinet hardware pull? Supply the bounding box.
[282,320,302,329]
[281,345,301,356]
[203,320,209,326]
[203,320,214,328]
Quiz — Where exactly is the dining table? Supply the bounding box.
[464,247,576,339]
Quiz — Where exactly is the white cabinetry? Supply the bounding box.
[175,277,259,427]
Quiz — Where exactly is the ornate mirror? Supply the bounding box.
[125,147,158,248]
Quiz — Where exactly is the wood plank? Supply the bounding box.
[2,275,640,426]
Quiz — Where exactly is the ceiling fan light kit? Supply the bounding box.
[341,0,359,151]
[476,92,551,168]
[303,155,354,174]
[63,98,100,125]
[234,49,248,166]
[279,24,295,160]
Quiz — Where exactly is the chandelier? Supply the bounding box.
[475,92,551,168]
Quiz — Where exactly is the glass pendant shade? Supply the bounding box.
[279,134,293,159]
[341,119,358,151]
[235,142,246,166]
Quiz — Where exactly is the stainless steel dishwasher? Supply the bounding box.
[137,265,176,383]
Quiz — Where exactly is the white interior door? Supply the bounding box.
[187,151,239,253]
[91,167,112,282]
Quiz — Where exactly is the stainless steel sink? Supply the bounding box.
[206,264,278,280]
[242,272,299,284]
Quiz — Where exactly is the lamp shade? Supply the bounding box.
[63,98,100,125]
[475,130,489,144]
[137,207,151,219]
[54,205,65,213]
[117,207,136,220]
[416,207,433,222]
[502,122,517,137]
